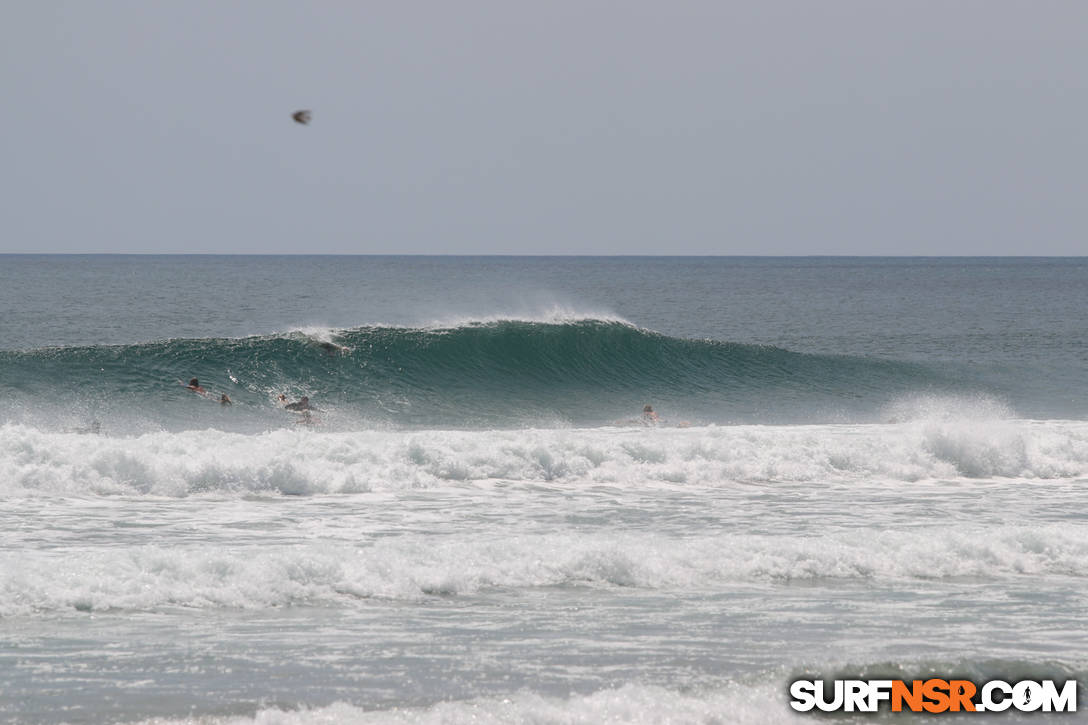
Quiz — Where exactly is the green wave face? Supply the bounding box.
[0,320,950,430]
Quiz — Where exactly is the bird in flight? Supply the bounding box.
[292,110,312,125]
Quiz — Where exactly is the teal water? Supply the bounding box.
[1,320,949,431]
[1,256,1087,724]
[1,256,1086,428]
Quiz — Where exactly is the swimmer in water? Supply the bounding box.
[642,404,659,426]
[284,395,318,412]
[220,394,232,406]
[186,378,207,396]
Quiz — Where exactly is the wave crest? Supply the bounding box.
[0,319,948,429]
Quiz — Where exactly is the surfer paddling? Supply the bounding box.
[180,378,235,406]
[282,395,317,412]
[642,404,659,426]
[280,395,320,425]
[612,404,689,428]
[185,378,208,396]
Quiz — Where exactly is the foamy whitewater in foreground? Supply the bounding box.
[2,256,1087,723]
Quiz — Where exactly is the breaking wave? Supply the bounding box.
[0,318,956,429]
[3,416,1087,498]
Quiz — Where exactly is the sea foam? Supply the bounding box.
[66,683,807,725]
[4,521,1088,616]
[2,419,1087,499]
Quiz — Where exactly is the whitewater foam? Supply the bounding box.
[416,306,634,330]
[4,519,1088,616]
[3,418,1087,499]
[114,682,805,725]
[884,392,1017,423]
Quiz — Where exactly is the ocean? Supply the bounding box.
[1,255,1086,723]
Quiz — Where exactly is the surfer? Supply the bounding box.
[220,394,232,406]
[186,378,207,396]
[641,404,691,427]
[640,404,691,428]
[642,405,659,426]
[284,395,318,412]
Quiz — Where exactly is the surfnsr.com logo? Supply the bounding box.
[789,679,1077,713]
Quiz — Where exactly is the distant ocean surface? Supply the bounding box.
[1,255,1086,723]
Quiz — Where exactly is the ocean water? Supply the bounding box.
[1,255,1086,724]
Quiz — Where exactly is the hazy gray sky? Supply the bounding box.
[2,1,1086,254]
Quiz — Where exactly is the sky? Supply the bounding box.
[1,1,1086,255]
